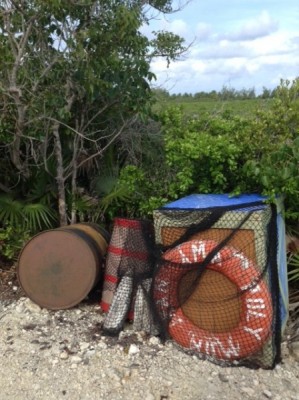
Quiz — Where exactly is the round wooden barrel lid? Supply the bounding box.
[17,229,101,310]
[179,269,242,333]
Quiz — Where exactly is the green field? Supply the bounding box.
[153,98,273,118]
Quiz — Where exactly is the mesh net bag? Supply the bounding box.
[151,198,282,369]
[101,218,157,335]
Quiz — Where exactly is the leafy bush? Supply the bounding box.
[98,78,299,226]
[0,195,57,262]
[242,79,299,223]
[0,225,31,262]
[161,107,247,197]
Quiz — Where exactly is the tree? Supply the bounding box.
[260,86,272,99]
[219,85,236,100]
[0,0,185,226]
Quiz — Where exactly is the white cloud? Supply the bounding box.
[165,19,189,37]
[195,23,212,40]
[147,4,299,94]
[245,32,299,57]
[225,11,279,41]
[196,41,251,60]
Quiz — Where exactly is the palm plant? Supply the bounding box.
[0,195,57,262]
[288,253,299,283]
[91,165,134,220]
[287,228,299,284]
[286,229,299,342]
[0,195,57,232]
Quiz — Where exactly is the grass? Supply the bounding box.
[153,97,274,118]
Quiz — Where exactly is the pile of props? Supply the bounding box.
[17,194,289,369]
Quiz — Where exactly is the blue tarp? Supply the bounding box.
[163,193,267,209]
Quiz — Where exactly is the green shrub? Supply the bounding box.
[0,225,31,262]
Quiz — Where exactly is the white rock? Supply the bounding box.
[60,351,69,360]
[241,387,255,396]
[263,390,272,398]
[97,342,108,349]
[148,336,161,346]
[24,299,42,313]
[79,342,90,351]
[15,303,25,314]
[128,344,140,355]
[289,341,299,362]
[145,393,155,400]
[218,373,229,383]
[71,355,83,364]
[123,368,131,378]
[165,380,173,387]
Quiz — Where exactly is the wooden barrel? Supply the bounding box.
[17,223,110,310]
[178,269,242,333]
[159,227,256,333]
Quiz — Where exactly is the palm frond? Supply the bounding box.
[26,161,57,206]
[288,269,299,282]
[99,184,132,213]
[91,172,119,197]
[71,193,98,213]
[288,252,299,282]
[0,196,23,226]
[22,203,57,231]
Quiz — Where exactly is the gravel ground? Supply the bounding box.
[1,294,299,400]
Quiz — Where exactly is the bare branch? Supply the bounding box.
[140,0,192,14]
[64,117,133,181]
[31,56,60,93]
[2,13,18,58]
[0,182,11,193]
[82,102,117,132]
[25,115,112,144]
[10,17,35,87]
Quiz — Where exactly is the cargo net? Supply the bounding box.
[151,202,281,369]
[101,202,281,370]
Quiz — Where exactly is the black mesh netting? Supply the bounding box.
[101,218,157,335]
[101,201,282,369]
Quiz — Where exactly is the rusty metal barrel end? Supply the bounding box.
[17,223,110,310]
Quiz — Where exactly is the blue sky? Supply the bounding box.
[143,0,299,94]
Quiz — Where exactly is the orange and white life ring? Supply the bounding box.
[154,239,273,360]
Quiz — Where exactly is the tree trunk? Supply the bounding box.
[10,87,27,175]
[6,15,33,177]
[53,122,68,226]
[70,164,78,225]
[70,132,80,225]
